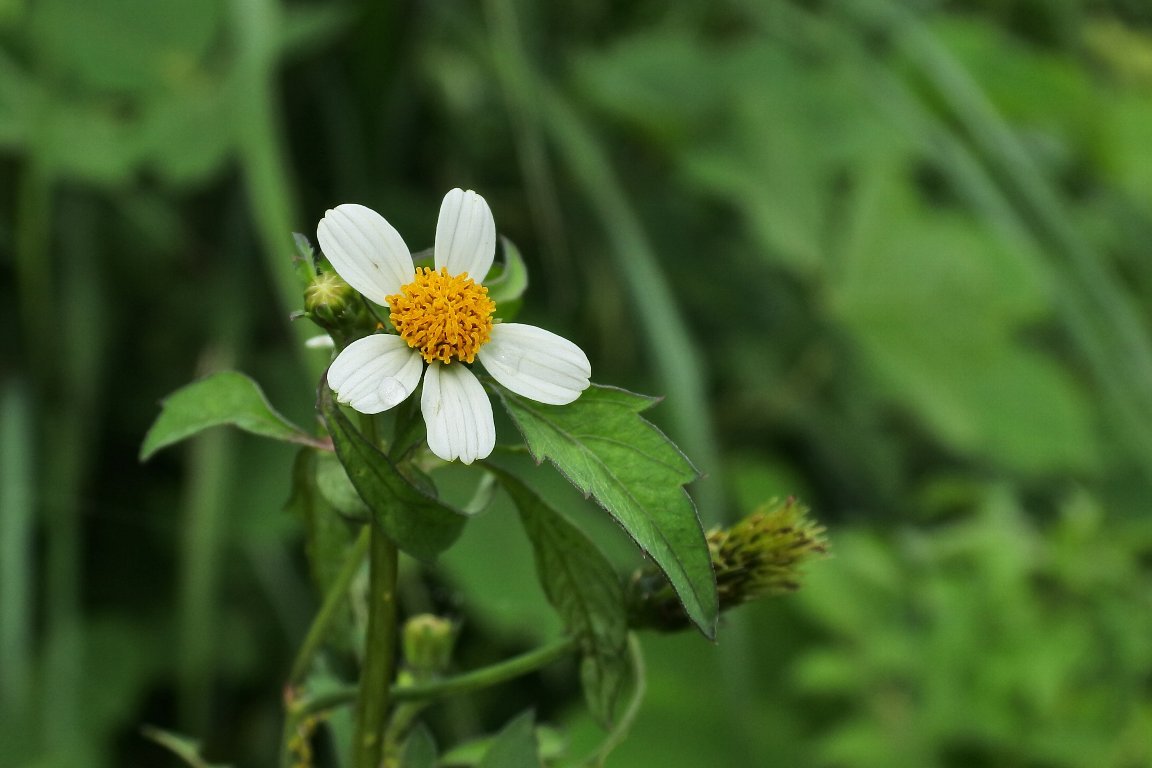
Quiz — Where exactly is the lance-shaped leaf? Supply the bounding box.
[496,385,718,637]
[493,468,629,726]
[318,385,465,561]
[140,371,325,460]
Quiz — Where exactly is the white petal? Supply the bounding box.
[421,362,496,464]
[434,188,496,282]
[317,204,415,304]
[478,323,591,405]
[327,334,423,414]
[304,334,335,349]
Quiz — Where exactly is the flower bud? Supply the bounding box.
[305,271,355,319]
[627,497,828,631]
[402,614,456,679]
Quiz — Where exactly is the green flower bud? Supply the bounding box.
[628,497,828,631]
[402,614,457,679]
[305,271,355,318]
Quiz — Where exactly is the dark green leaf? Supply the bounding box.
[477,711,541,768]
[492,468,629,726]
[401,723,439,768]
[497,385,718,637]
[318,385,466,561]
[140,371,322,460]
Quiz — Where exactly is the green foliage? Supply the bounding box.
[10,0,1152,765]
[487,236,530,319]
[141,725,232,768]
[829,169,1097,473]
[284,449,356,653]
[493,469,629,726]
[476,711,542,768]
[140,371,320,460]
[401,724,439,768]
[793,489,1152,767]
[318,385,466,562]
[497,385,718,637]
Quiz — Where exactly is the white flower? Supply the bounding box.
[318,188,591,464]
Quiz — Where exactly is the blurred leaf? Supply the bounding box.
[285,449,355,651]
[493,469,629,726]
[278,3,350,60]
[318,384,466,561]
[442,725,565,767]
[140,371,321,460]
[830,171,1097,473]
[31,0,221,95]
[40,96,146,185]
[141,725,231,768]
[0,53,33,150]
[477,711,541,768]
[436,463,561,639]
[497,385,718,637]
[573,32,723,148]
[938,17,1094,139]
[401,723,439,768]
[1099,92,1152,209]
[138,78,234,184]
[575,33,896,276]
[0,381,33,718]
[314,449,371,523]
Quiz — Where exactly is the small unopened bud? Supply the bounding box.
[402,614,456,679]
[305,271,354,317]
[628,497,828,631]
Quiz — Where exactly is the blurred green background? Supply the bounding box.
[4,0,1152,765]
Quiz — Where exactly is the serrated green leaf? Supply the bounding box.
[140,371,321,460]
[493,468,629,726]
[496,385,718,637]
[477,711,542,768]
[401,723,439,768]
[318,385,466,561]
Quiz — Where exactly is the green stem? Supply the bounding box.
[296,635,578,718]
[288,526,371,685]
[353,522,399,768]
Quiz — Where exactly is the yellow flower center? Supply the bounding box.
[387,267,495,364]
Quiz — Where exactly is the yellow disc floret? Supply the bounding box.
[387,267,496,364]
